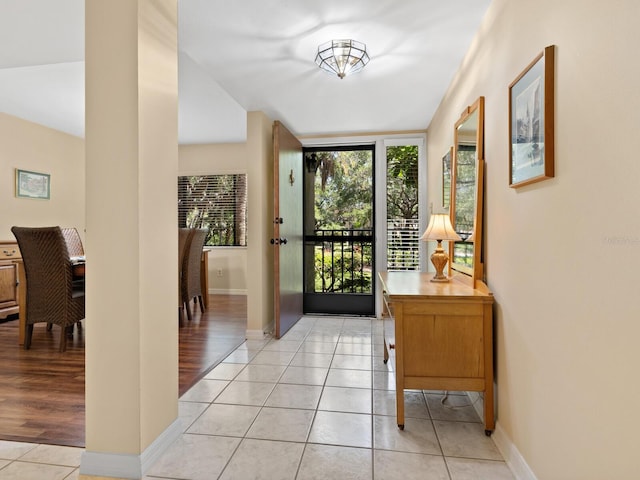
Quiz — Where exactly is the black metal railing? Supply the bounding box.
[305,228,373,294]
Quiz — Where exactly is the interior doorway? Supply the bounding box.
[302,145,375,316]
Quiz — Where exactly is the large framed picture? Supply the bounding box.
[15,169,50,199]
[509,45,555,188]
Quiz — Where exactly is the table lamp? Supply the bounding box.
[420,213,461,282]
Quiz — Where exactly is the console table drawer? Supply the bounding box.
[403,301,484,316]
[1,243,21,260]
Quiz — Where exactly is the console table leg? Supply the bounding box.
[396,387,405,429]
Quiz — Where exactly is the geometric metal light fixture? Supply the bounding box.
[315,39,370,79]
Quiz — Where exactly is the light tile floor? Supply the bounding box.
[0,316,515,480]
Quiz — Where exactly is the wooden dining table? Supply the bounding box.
[14,250,209,345]
[71,257,86,278]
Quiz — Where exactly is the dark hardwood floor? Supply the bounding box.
[0,294,247,448]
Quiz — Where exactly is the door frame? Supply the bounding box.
[302,144,376,316]
[301,134,427,319]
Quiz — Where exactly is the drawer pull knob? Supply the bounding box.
[389,344,395,349]
[3,249,16,257]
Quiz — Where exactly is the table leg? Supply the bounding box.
[396,386,405,430]
[16,260,26,346]
[200,250,209,309]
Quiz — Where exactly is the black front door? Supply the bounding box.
[303,145,375,316]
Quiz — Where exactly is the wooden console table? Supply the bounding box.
[379,271,495,435]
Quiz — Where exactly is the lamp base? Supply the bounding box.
[430,241,451,283]
[430,275,450,283]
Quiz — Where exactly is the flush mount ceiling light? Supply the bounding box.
[315,39,370,79]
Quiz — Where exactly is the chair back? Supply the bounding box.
[11,226,85,328]
[61,227,84,257]
[181,228,208,301]
[178,228,193,274]
[178,228,193,303]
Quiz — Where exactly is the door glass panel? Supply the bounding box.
[303,145,374,315]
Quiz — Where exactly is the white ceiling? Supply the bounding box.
[0,0,491,144]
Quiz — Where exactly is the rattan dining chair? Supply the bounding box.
[178,228,194,326]
[181,228,208,321]
[11,226,85,352]
[61,227,85,258]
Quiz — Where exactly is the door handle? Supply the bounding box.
[270,238,288,245]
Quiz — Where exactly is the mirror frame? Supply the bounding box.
[449,96,485,286]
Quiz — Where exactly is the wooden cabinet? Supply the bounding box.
[379,271,495,435]
[0,242,21,319]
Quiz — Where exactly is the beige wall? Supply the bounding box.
[0,108,257,296]
[179,141,248,294]
[1,107,265,309]
[0,113,85,240]
[427,0,640,478]
[179,111,273,336]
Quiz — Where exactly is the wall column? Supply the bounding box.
[245,112,275,339]
[82,1,179,478]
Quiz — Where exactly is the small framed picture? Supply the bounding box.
[15,169,50,199]
[509,45,555,188]
[442,147,452,209]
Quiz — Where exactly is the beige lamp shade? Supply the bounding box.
[420,213,461,242]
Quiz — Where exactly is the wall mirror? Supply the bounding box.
[449,96,485,285]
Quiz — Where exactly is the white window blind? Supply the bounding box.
[386,145,419,270]
[177,174,247,246]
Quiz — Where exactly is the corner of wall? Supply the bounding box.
[492,422,538,480]
[245,111,275,334]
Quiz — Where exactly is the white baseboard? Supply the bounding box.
[80,417,182,479]
[463,391,536,480]
[263,319,275,337]
[209,288,247,295]
[245,328,268,340]
[492,422,538,480]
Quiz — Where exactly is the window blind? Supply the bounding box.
[177,174,247,246]
[386,145,419,270]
